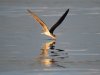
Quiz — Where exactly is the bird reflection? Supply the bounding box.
[35,40,68,68]
[38,40,56,67]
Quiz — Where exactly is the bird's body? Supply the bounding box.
[41,31,56,39]
[27,9,69,39]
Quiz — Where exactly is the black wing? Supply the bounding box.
[49,9,69,34]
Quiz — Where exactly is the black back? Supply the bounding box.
[49,9,69,34]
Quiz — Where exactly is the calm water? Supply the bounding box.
[0,0,100,75]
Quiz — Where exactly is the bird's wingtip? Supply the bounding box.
[67,9,69,12]
[27,9,32,13]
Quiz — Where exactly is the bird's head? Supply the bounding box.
[52,34,56,39]
[52,34,56,37]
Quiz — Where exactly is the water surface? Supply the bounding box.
[0,0,100,75]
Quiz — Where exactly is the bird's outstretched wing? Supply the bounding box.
[27,9,50,32]
[49,9,69,34]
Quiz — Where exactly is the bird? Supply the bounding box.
[27,9,69,39]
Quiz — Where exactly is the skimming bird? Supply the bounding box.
[27,9,69,39]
